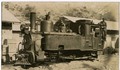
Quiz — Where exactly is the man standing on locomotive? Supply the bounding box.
[22,26,32,51]
[45,12,51,20]
[99,18,107,41]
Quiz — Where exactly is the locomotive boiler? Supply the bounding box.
[14,12,106,68]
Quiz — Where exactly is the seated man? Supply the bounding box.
[59,20,66,32]
[54,19,66,32]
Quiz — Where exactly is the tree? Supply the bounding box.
[23,4,36,20]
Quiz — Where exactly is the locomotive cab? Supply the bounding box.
[75,20,93,36]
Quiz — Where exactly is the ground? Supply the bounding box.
[1,54,119,70]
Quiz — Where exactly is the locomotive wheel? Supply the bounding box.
[21,65,30,69]
[49,54,59,62]
[46,51,61,62]
[28,52,35,64]
[91,52,98,58]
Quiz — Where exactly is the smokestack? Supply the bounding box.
[30,12,36,32]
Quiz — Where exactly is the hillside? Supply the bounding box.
[2,2,119,22]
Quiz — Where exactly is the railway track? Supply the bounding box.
[2,54,119,70]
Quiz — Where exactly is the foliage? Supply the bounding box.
[3,2,117,22]
[65,6,116,21]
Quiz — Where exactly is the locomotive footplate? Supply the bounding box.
[59,55,96,60]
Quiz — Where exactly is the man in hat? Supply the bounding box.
[99,18,107,41]
[22,26,32,51]
[45,12,51,20]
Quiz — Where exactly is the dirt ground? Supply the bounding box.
[1,54,119,70]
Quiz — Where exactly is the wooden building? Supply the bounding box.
[2,7,22,62]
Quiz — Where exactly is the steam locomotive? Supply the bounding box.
[14,12,106,67]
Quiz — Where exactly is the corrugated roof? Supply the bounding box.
[2,7,20,22]
[94,20,119,31]
[62,16,118,31]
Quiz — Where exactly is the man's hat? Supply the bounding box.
[24,26,29,30]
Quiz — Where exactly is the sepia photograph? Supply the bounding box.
[1,2,119,70]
